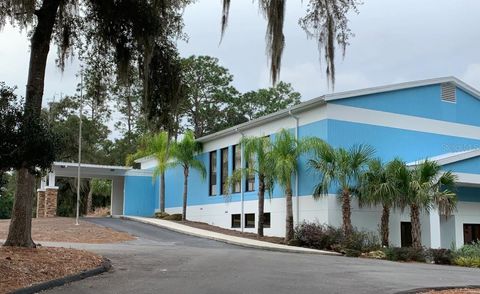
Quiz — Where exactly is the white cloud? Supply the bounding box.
[462,63,480,89]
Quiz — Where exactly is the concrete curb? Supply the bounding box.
[9,258,112,294]
[396,285,480,294]
[120,216,340,256]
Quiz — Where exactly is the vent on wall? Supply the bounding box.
[441,83,456,103]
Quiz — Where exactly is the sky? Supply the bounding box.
[1,0,480,136]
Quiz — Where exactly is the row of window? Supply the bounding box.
[231,213,271,229]
[209,145,255,196]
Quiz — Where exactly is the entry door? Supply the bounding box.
[464,224,480,244]
[401,222,412,247]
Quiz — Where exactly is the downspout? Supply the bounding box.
[235,128,245,232]
[288,110,300,226]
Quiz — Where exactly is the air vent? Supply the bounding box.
[441,83,456,103]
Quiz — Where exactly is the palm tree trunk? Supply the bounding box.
[380,204,390,247]
[4,0,61,248]
[285,184,294,242]
[341,189,352,235]
[410,204,422,248]
[257,174,265,237]
[182,167,189,221]
[160,171,166,212]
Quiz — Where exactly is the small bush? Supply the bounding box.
[365,250,386,259]
[428,249,453,265]
[163,213,182,221]
[383,247,426,262]
[453,242,480,268]
[453,256,480,268]
[155,212,170,219]
[293,222,380,255]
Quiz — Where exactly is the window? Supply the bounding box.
[464,224,480,244]
[245,155,255,192]
[220,148,228,195]
[209,151,217,196]
[245,213,255,228]
[263,213,271,228]
[231,214,241,228]
[232,144,241,193]
[401,222,412,247]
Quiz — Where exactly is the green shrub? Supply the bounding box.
[155,212,170,219]
[383,247,426,262]
[427,248,453,265]
[163,213,182,221]
[453,242,480,267]
[453,256,480,268]
[365,250,386,259]
[293,222,380,255]
[0,192,14,219]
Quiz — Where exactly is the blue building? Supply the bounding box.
[69,77,480,248]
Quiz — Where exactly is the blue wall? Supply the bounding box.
[457,186,480,202]
[443,157,480,175]
[124,175,156,216]
[331,85,480,127]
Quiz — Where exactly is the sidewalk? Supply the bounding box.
[120,215,340,255]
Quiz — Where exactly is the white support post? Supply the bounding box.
[429,209,442,248]
[47,172,56,187]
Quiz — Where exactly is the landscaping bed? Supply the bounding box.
[0,217,135,243]
[0,246,104,294]
[155,213,284,244]
[420,288,480,293]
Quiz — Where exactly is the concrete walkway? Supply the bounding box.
[120,215,340,255]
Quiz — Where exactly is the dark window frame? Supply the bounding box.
[220,148,228,195]
[245,155,255,192]
[232,144,241,193]
[231,214,241,228]
[209,151,217,196]
[245,213,255,228]
[463,223,480,244]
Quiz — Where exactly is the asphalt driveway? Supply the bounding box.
[45,218,480,294]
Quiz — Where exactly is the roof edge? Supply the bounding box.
[407,149,480,167]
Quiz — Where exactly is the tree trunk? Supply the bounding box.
[341,189,352,235]
[160,171,166,212]
[4,168,36,247]
[285,184,294,243]
[182,167,189,221]
[86,181,93,215]
[380,204,390,247]
[4,0,61,248]
[410,204,422,248]
[257,174,265,237]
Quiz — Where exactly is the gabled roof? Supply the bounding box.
[407,149,480,167]
[197,76,480,143]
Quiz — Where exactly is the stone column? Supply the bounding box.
[36,189,46,217]
[45,186,59,217]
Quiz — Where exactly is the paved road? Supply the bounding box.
[46,218,480,294]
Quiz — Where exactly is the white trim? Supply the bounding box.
[327,104,480,140]
[454,172,480,185]
[54,161,131,170]
[407,149,480,167]
[134,155,154,164]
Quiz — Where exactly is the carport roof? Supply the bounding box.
[52,161,132,178]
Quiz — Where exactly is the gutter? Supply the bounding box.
[288,110,300,226]
[235,128,245,232]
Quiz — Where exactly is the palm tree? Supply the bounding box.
[168,131,206,221]
[359,158,403,246]
[225,136,274,236]
[309,143,375,235]
[269,129,310,242]
[397,160,457,248]
[127,131,171,213]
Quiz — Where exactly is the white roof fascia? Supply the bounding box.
[407,149,480,167]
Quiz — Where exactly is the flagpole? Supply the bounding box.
[76,70,83,226]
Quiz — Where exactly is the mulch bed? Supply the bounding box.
[0,246,103,294]
[0,217,135,244]
[420,289,480,294]
[174,220,285,244]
